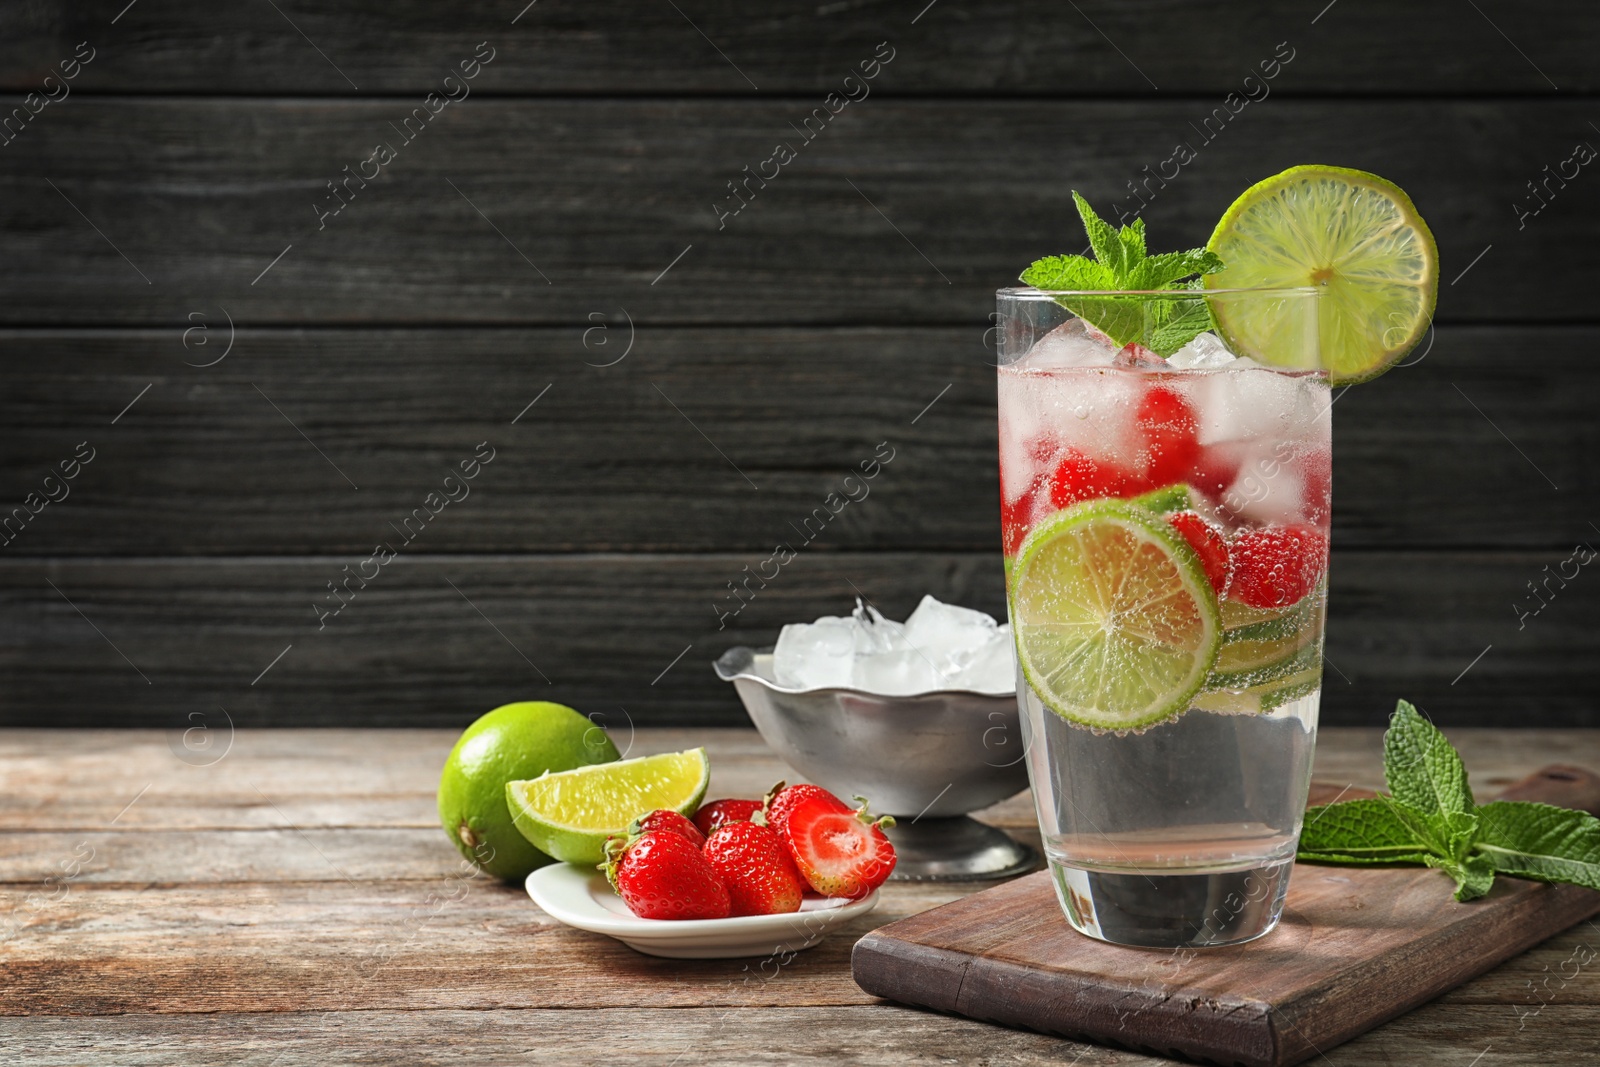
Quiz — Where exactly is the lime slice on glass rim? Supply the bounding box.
[1204,165,1438,385]
[506,748,710,867]
[1010,500,1222,732]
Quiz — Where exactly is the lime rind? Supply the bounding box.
[1129,483,1196,515]
[1208,636,1322,694]
[1204,165,1438,386]
[1010,499,1222,732]
[1193,665,1322,715]
[506,748,710,867]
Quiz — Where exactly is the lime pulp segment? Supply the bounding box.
[1205,165,1438,385]
[506,748,710,867]
[1009,500,1222,731]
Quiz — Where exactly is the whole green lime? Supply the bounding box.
[438,702,619,881]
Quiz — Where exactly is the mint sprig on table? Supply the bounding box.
[1019,192,1225,357]
[1299,700,1600,901]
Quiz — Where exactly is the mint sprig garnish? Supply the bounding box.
[1299,700,1600,901]
[1019,192,1225,357]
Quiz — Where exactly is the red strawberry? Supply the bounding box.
[1048,449,1134,510]
[1229,524,1328,608]
[1136,386,1201,488]
[1167,511,1231,597]
[1000,481,1039,557]
[764,782,848,840]
[634,808,706,849]
[1187,448,1242,505]
[783,795,897,899]
[691,798,763,838]
[605,830,730,921]
[702,822,806,916]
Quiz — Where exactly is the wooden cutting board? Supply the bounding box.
[852,767,1600,1067]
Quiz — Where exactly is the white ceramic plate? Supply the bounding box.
[525,863,879,959]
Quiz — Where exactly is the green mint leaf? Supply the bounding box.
[1426,853,1496,902]
[1019,194,1226,357]
[1383,699,1476,822]
[1146,285,1215,357]
[1072,192,1131,278]
[1295,694,1600,904]
[1128,249,1226,291]
[1472,800,1600,892]
[1297,797,1436,865]
[1019,254,1115,293]
[1059,295,1145,349]
[1118,216,1147,262]
[1392,798,1479,864]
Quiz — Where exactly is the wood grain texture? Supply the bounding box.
[0,325,1591,555]
[5,1006,1598,1067]
[3,729,1598,1067]
[851,771,1600,1067]
[1,551,1594,728]
[853,868,1600,1067]
[2,1,1590,95]
[0,99,1588,325]
[0,1008,1167,1067]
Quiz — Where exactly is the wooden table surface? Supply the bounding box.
[3,727,1598,1065]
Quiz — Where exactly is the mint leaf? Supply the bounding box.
[1301,696,1600,904]
[1297,798,1435,865]
[1146,283,1213,358]
[1384,699,1476,823]
[1127,250,1226,291]
[1020,193,1225,355]
[1072,192,1132,277]
[1426,853,1496,902]
[1118,216,1147,262]
[1019,254,1115,292]
[1473,800,1600,892]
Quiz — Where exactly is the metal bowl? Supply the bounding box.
[714,646,1036,881]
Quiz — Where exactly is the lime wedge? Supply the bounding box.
[506,748,710,867]
[1219,598,1301,633]
[1193,665,1322,715]
[1205,165,1437,385]
[1216,594,1323,677]
[1010,500,1221,731]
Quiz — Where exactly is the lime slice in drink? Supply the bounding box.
[1193,663,1322,715]
[1010,500,1221,731]
[1215,594,1323,678]
[1210,632,1322,692]
[1129,483,1197,516]
[1205,165,1437,385]
[506,748,710,867]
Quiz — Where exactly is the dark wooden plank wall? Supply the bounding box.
[0,2,1592,727]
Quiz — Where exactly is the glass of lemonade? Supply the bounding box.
[998,286,1329,948]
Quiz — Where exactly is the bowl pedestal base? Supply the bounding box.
[881,816,1037,882]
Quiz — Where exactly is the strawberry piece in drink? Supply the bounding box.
[1048,449,1135,510]
[1166,511,1232,597]
[1229,524,1328,608]
[1136,386,1202,488]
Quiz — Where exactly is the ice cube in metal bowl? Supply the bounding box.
[713,646,1036,881]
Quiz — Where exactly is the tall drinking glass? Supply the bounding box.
[996,287,1327,948]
